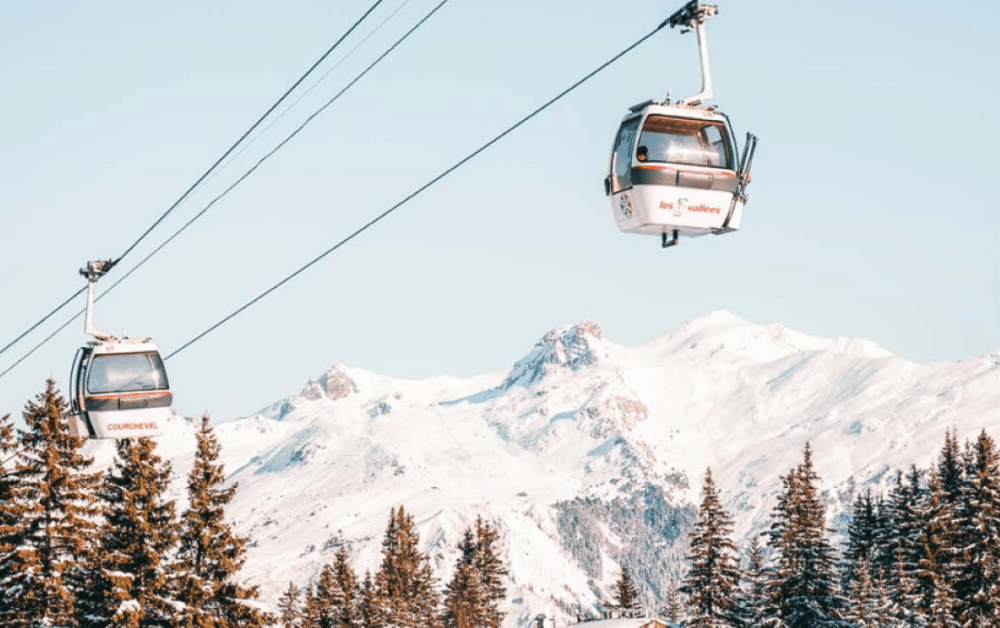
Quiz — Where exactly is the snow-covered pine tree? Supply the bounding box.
[954,429,1000,626]
[175,415,269,627]
[314,546,359,628]
[930,430,967,620]
[0,409,21,626]
[889,549,925,628]
[2,379,100,628]
[886,465,928,624]
[357,573,377,628]
[742,537,769,627]
[764,444,850,628]
[938,429,965,506]
[335,546,359,628]
[870,568,893,628]
[841,489,877,590]
[373,506,441,628]
[615,562,641,610]
[681,467,742,628]
[925,575,961,628]
[411,553,441,627]
[443,529,485,628]
[845,557,878,627]
[302,583,321,628]
[473,516,507,628]
[913,468,956,622]
[77,437,180,627]
[278,581,301,628]
[872,494,897,584]
[663,580,686,625]
[316,563,342,628]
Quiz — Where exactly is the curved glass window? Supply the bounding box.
[637,116,734,169]
[610,117,640,193]
[87,352,169,394]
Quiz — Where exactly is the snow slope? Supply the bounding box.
[81,311,1000,627]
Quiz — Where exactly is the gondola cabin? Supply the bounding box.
[603,1,757,248]
[68,338,170,439]
[67,259,171,440]
[605,100,749,245]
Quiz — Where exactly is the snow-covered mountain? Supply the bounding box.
[82,311,1000,627]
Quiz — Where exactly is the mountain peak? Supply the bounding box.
[297,364,358,403]
[502,320,605,389]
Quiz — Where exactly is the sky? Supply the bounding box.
[1,0,998,422]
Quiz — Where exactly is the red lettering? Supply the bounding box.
[107,422,158,431]
[687,204,720,214]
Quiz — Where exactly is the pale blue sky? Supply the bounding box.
[1,0,998,421]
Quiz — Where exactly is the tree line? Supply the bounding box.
[664,428,1000,627]
[276,509,508,628]
[0,379,269,627]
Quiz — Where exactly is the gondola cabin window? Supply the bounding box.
[87,352,169,394]
[638,115,734,169]
[610,117,641,193]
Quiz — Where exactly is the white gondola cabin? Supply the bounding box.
[67,261,170,439]
[603,1,757,248]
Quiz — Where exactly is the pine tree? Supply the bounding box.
[889,549,925,628]
[925,575,961,628]
[314,547,358,628]
[0,409,20,623]
[333,546,359,628]
[615,562,641,610]
[373,506,441,628]
[845,557,878,627]
[357,574,377,628]
[443,530,485,628]
[175,415,270,627]
[742,537,769,627]
[870,568,894,628]
[278,581,301,628]
[77,437,180,627]
[315,562,342,628]
[887,465,928,625]
[913,469,952,619]
[842,489,878,589]
[472,517,507,628]
[938,429,965,506]
[930,430,967,623]
[682,468,742,627]
[663,580,686,625]
[2,379,100,628]
[871,494,893,580]
[302,583,321,628]
[954,430,1000,626]
[764,444,850,628]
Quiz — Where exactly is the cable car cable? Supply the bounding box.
[113,0,386,265]
[201,0,416,191]
[0,0,386,361]
[0,287,87,362]
[0,0,449,383]
[165,20,670,361]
